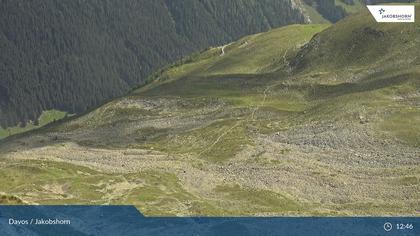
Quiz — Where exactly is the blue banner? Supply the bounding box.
[0,206,419,236]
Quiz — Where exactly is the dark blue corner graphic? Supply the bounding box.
[0,206,419,236]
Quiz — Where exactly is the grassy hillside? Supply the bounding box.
[0,110,67,140]
[292,8,420,74]
[0,5,419,216]
[144,24,329,82]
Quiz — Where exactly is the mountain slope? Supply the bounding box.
[0,0,305,128]
[0,6,419,216]
[292,8,420,74]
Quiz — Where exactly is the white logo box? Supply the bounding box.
[367,5,415,23]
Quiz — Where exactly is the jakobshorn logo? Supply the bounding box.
[367,5,415,23]
[379,8,385,15]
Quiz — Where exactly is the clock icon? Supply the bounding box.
[384,222,393,232]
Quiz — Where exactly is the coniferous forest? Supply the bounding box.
[0,0,305,127]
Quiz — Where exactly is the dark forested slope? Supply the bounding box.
[0,0,305,127]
